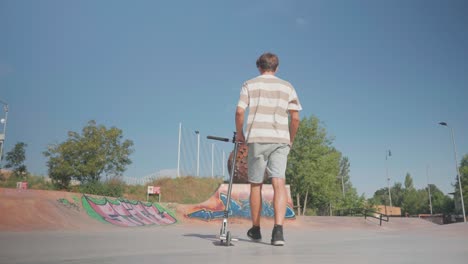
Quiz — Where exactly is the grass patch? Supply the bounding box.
[1,170,222,205]
[123,176,223,204]
[0,172,55,190]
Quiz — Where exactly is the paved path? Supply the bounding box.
[1,218,467,264]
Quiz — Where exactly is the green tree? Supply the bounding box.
[454,154,468,215]
[338,156,350,198]
[371,173,455,216]
[390,182,404,207]
[426,184,454,214]
[335,156,365,211]
[402,173,426,215]
[371,187,388,206]
[404,173,414,189]
[44,120,134,189]
[4,142,28,179]
[286,116,342,215]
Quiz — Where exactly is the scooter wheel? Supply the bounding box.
[225,231,231,246]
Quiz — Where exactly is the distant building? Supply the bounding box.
[376,205,401,216]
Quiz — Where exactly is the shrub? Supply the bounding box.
[78,178,125,197]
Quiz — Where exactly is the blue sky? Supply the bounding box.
[1,0,467,197]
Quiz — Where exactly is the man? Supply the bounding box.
[235,52,301,246]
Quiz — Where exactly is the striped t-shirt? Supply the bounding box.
[237,74,302,144]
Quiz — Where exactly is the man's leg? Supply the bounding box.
[247,182,263,240]
[250,183,263,226]
[268,144,289,246]
[247,143,266,241]
[270,177,286,246]
[271,177,286,225]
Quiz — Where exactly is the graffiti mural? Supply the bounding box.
[186,184,295,221]
[57,197,80,211]
[82,196,177,227]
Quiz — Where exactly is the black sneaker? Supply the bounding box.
[247,226,262,241]
[271,225,285,246]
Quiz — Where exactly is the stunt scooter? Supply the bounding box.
[207,132,240,246]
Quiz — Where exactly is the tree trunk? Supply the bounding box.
[302,190,309,216]
[296,193,301,216]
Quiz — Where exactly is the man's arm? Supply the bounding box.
[235,107,245,142]
[289,110,300,146]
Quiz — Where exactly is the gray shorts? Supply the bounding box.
[247,143,290,184]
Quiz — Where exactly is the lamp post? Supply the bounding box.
[386,150,393,212]
[195,130,200,177]
[211,143,214,178]
[426,165,433,215]
[439,122,466,223]
[0,99,8,167]
[222,150,225,179]
[177,123,182,177]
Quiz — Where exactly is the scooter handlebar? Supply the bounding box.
[207,135,230,142]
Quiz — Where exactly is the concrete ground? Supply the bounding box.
[1,217,467,264]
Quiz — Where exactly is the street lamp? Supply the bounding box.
[439,122,466,223]
[386,150,393,213]
[426,165,433,215]
[195,130,200,177]
[0,99,8,167]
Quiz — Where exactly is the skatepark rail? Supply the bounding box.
[333,208,390,226]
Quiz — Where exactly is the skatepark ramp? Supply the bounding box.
[0,187,177,231]
[0,183,295,231]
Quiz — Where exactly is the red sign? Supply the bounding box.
[16,182,28,189]
[153,186,160,194]
[147,186,161,195]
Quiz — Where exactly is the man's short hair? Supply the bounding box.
[256,53,279,72]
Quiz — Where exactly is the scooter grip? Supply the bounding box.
[207,135,230,142]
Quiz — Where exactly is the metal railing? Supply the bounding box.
[363,209,389,226]
[333,208,389,226]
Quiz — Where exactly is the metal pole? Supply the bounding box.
[449,126,466,222]
[211,143,214,178]
[386,150,393,212]
[427,165,433,215]
[177,123,181,177]
[195,131,200,177]
[222,150,225,179]
[440,122,466,223]
[0,101,8,165]
[341,173,345,198]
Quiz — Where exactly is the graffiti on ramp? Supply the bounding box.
[185,184,295,221]
[82,196,177,227]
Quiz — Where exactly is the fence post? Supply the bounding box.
[211,143,214,178]
[177,123,182,177]
[196,131,200,176]
[222,151,225,178]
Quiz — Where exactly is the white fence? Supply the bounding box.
[177,123,230,180]
[119,123,232,185]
